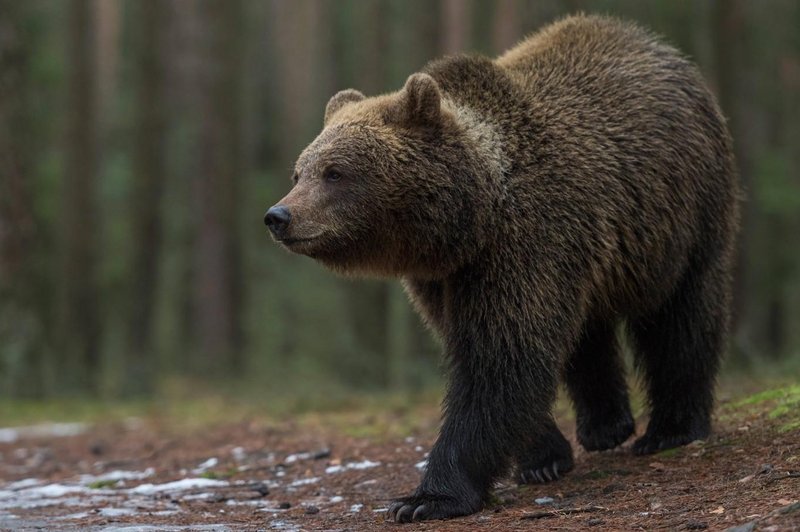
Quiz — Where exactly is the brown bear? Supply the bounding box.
[265,14,740,523]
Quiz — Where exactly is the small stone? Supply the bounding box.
[587,518,605,526]
[251,482,270,496]
[535,497,554,505]
[312,448,331,460]
[89,442,106,456]
[305,505,320,515]
[207,493,228,503]
[278,502,291,509]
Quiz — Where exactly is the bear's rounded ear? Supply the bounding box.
[402,73,442,127]
[324,89,366,126]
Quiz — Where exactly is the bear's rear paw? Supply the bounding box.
[387,493,481,523]
[632,425,709,455]
[519,456,574,484]
[577,410,635,451]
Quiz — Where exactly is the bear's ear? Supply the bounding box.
[324,89,366,126]
[401,73,442,127]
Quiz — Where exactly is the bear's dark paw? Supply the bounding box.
[632,426,710,455]
[577,411,635,452]
[387,493,481,523]
[518,455,574,484]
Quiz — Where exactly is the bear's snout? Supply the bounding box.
[264,205,292,239]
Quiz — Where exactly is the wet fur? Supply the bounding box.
[274,15,740,522]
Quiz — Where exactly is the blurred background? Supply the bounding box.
[0,0,798,405]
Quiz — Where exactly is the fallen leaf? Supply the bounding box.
[710,506,724,514]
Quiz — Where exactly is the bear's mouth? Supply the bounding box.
[279,235,325,254]
[280,236,318,247]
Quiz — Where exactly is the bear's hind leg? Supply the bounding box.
[565,320,635,451]
[517,417,574,484]
[630,252,730,455]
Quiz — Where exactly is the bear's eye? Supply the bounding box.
[291,172,299,184]
[324,168,343,182]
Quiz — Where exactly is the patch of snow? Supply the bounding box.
[288,477,319,487]
[269,519,302,531]
[349,459,380,470]
[535,496,554,505]
[329,496,344,503]
[373,507,388,513]
[129,478,228,495]
[99,507,137,517]
[192,457,219,474]
[225,499,265,507]
[231,446,247,461]
[17,483,86,498]
[4,479,41,490]
[415,459,428,471]
[0,422,87,443]
[284,452,312,464]
[61,511,90,520]
[80,468,155,485]
[325,460,380,474]
[350,503,363,512]
[414,445,424,452]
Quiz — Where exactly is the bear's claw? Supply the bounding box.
[519,457,573,484]
[387,494,479,523]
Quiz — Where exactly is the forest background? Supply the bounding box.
[0,0,798,407]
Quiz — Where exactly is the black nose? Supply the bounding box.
[264,205,291,238]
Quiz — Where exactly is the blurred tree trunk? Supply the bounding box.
[270,0,320,164]
[191,0,245,375]
[93,0,120,128]
[58,0,100,394]
[126,0,167,394]
[712,0,750,356]
[441,0,472,55]
[0,0,45,397]
[492,0,521,54]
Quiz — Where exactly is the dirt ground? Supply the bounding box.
[1,385,798,531]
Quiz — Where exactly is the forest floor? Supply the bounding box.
[1,381,799,531]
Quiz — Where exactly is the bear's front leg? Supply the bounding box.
[387,385,495,522]
[388,305,568,521]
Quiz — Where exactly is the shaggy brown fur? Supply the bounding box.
[265,14,740,523]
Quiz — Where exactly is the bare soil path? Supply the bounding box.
[1,385,798,531]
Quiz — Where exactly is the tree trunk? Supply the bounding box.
[126,0,167,394]
[492,0,521,54]
[711,0,751,357]
[441,0,472,55]
[191,0,245,375]
[59,0,100,394]
[0,0,45,397]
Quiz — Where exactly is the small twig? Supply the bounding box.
[521,506,608,520]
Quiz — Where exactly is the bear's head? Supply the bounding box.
[265,73,497,279]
